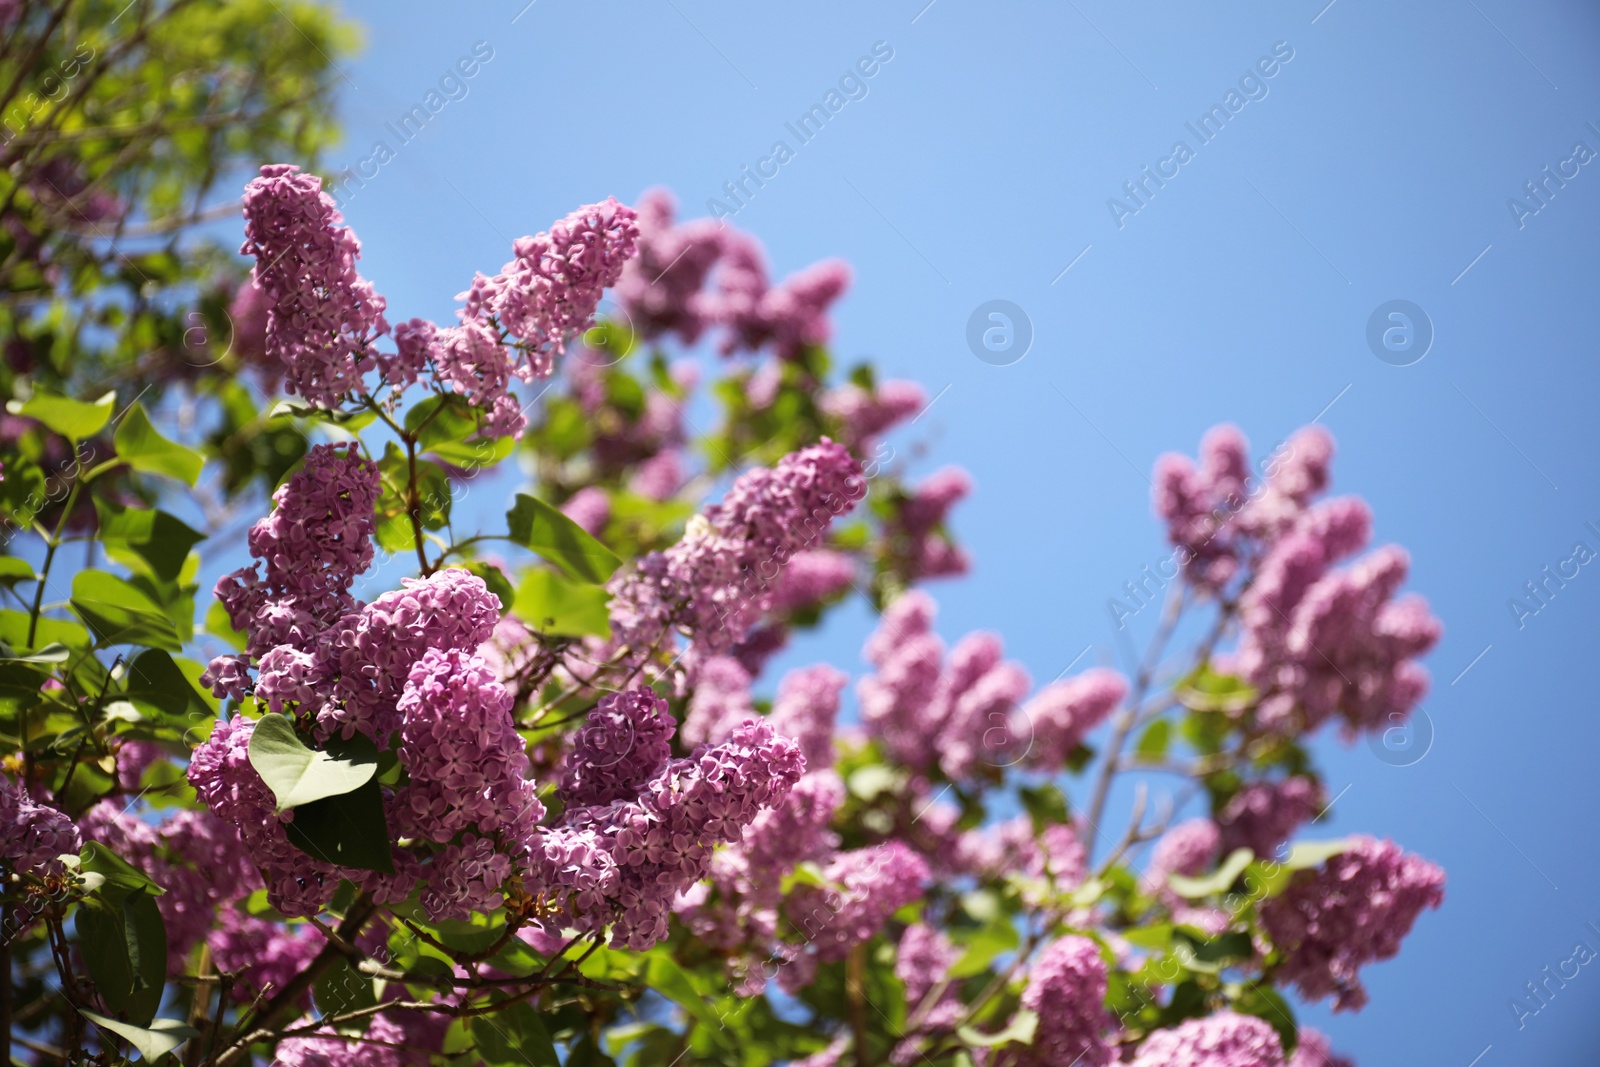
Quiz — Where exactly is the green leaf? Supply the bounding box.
[461,561,514,616]
[205,599,246,651]
[77,882,167,1025]
[7,391,114,441]
[1136,719,1171,760]
[247,714,379,813]
[1168,848,1255,899]
[407,394,517,468]
[0,643,69,664]
[95,501,205,583]
[0,608,91,652]
[642,955,724,1033]
[0,557,37,587]
[514,568,611,638]
[950,918,1020,979]
[80,1011,198,1062]
[1231,982,1298,1055]
[471,1003,559,1067]
[113,403,204,485]
[1018,783,1070,831]
[1282,837,1353,871]
[81,841,166,896]
[70,570,183,650]
[958,1009,1037,1048]
[284,776,394,873]
[124,650,214,723]
[506,494,622,584]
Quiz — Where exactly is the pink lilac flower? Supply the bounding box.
[954,816,1088,903]
[321,568,502,744]
[680,655,755,748]
[208,906,324,1005]
[391,318,526,438]
[891,466,972,580]
[187,716,337,917]
[1146,818,1222,889]
[421,833,514,921]
[606,441,865,663]
[784,841,927,966]
[272,1012,430,1067]
[558,688,676,807]
[1016,935,1114,1067]
[227,273,277,382]
[631,448,685,501]
[457,198,639,379]
[208,442,380,663]
[712,231,851,360]
[1218,778,1325,859]
[821,379,926,452]
[768,549,856,615]
[1,773,80,878]
[858,591,947,771]
[1288,1029,1354,1067]
[1016,668,1126,770]
[395,649,540,843]
[79,803,258,971]
[240,165,388,407]
[769,664,847,771]
[1261,835,1445,1011]
[1129,1012,1285,1067]
[935,633,1030,779]
[897,922,962,1028]
[533,719,803,950]
[615,188,725,345]
[560,486,611,537]
[1153,425,1340,593]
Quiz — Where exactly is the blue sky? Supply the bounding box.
[298,0,1600,1060]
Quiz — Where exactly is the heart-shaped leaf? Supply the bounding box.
[247,714,378,813]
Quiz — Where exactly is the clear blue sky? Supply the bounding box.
[297,0,1600,1060]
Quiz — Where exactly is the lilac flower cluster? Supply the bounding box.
[212,442,380,666]
[783,841,928,965]
[0,774,79,878]
[1217,777,1324,858]
[539,709,804,949]
[241,165,639,436]
[558,688,677,807]
[1153,424,1334,592]
[614,189,726,345]
[1261,835,1445,1011]
[455,196,639,381]
[186,716,334,917]
[240,164,388,408]
[889,466,971,581]
[680,655,755,749]
[767,549,857,615]
[954,816,1088,896]
[821,379,926,453]
[1017,935,1114,1067]
[607,440,865,664]
[1156,426,1442,740]
[1015,667,1125,770]
[712,231,851,360]
[860,591,1119,783]
[1129,1012,1285,1067]
[396,649,542,845]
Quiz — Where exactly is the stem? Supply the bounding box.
[27,476,83,648]
[846,942,871,1067]
[405,436,430,575]
[1085,584,1185,859]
